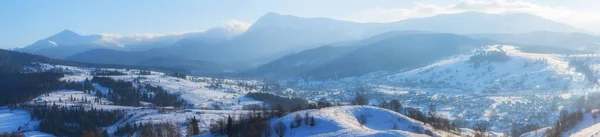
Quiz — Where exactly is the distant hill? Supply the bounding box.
[469,31,600,52]
[67,49,225,75]
[388,12,582,34]
[14,30,209,59]
[168,11,581,65]
[303,33,491,80]
[0,48,79,72]
[14,30,121,59]
[271,106,457,137]
[1,49,189,74]
[252,31,434,79]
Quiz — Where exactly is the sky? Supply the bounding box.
[1,0,599,49]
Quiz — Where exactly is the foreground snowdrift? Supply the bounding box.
[271,106,457,137]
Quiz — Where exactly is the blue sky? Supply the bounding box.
[1,0,599,49]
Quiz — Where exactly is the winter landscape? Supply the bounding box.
[3,0,600,137]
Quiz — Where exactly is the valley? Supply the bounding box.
[3,5,600,137]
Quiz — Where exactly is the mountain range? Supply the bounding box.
[13,11,596,77]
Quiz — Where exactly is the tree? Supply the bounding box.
[293,113,303,128]
[141,124,154,137]
[357,114,367,126]
[262,121,272,137]
[274,121,287,137]
[274,104,286,117]
[473,121,489,137]
[102,130,109,137]
[166,123,180,137]
[390,99,402,112]
[304,112,310,125]
[353,93,368,105]
[310,116,316,126]
[226,115,234,136]
[190,117,200,135]
[317,98,332,109]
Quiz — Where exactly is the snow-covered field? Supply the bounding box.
[29,90,137,110]
[0,108,55,137]
[0,108,37,133]
[270,106,455,137]
[23,64,269,136]
[8,44,600,136]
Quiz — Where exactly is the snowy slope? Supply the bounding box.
[40,63,263,110]
[270,106,457,137]
[0,108,37,133]
[521,111,600,137]
[30,90,137,110]
[384,45,587,92]
[108,74,263,110]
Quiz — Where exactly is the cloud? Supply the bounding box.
[97,31,204,46]
[222,20,251,35]
[101,30,203,40]
[99,20,251,41]
[94,20,252,46]
[347,0,600,33]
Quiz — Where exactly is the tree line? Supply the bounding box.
[22,104,124,137]
[91,76,184,107]
[114,122,180,137]
[244,92,309,109]
[1,71,98,106]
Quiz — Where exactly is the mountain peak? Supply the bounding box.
[47,29,83,40]
[262,12,282,17]
[59,29,77,34]
[253,12,292,23]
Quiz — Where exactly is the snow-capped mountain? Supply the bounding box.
[14,28,239,59]
[16,30,106,53]
[14,30,195,58]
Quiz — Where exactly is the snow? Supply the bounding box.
[384,45,582,92]
[22,131,56,137]
[107,109,264,135]
[107,75,263,110]
[375,88,409,95]
[270,106,456,137]
[30,90,138,110]
[488,96,528,108]
[15,45,600,136]
[0,108,39,134]
[521,111,600,137]
[47,41,57,46]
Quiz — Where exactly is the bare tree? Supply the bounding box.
[165,123,180,137]
[473,121,489,137]
[262,121,272,137]
[357,114,367,126]
[353,93,369,105]
[274,121,287,137]
[390,99,402,112]
[304,112,310,125]
[293,113,303,128]
[310,116,316,126]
